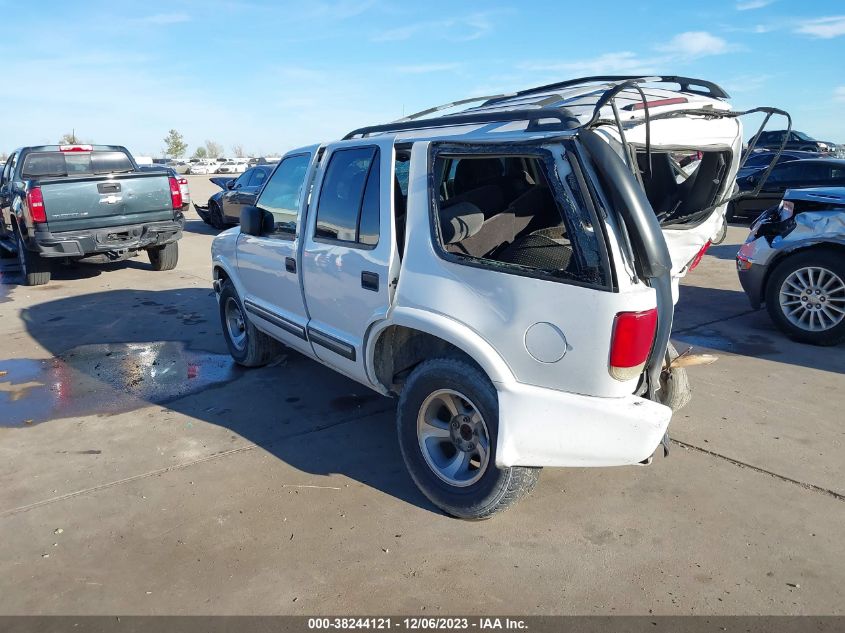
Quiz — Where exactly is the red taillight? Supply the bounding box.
[178,178,188,185]
[168,176,183,209]
[626,97,689,111]
[688,240,712,272]
[26,187,47,223]
[609,308,658,381]
[59,144,93,152]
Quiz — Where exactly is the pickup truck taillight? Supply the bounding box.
[26,187,47,223]
[609,308,658,381]
[168,176,183,209]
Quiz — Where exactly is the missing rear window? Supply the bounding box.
[431,147,608,287]
[636,148,731,226]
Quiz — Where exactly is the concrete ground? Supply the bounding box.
[0,176,843,615]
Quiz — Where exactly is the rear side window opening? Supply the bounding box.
[21,151,134,178]
[635,147,732,227]
[429,146,609,288]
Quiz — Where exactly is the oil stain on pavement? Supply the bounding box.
[0,342,239,427]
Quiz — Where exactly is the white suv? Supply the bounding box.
[211,76,780,519]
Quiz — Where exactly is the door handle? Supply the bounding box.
[361,271,379,291]
[285,257,296,273]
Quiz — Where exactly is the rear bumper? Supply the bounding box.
[494,381,672,468]
[29,217,183,258]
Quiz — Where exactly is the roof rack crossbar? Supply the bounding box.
[343,107,579,140]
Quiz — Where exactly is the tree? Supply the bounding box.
[0,152,8,163]
[204,140,223,158]
[232,144,245,158]
[59,132,79,144]
[163,129,187,158]
[192,147,208,159]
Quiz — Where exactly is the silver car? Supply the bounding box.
[737,187,845,345]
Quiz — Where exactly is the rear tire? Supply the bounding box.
[660,342,692,412]
[397,358,540,520]
[14,225,50,286]
[764,249,845,346]
[148,242,179,271]
[209,201,226,230]
[218,281,282,366]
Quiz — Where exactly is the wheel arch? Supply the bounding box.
[366,308,514,396]
[211,256,245,300]
[763,241,845,302]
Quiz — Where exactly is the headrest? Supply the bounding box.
[439,202,484,244]
[454,158,503,193]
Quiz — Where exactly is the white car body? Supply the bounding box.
[216,160,248,174]
[211,76,780,516]
[187,160,219,175]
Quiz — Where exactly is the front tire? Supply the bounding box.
[15,225,50,286]
[218,281,281,366]
[765,249,845,346]
[397,358,539,520]
[147,241,179,271]
[209,201,226,230]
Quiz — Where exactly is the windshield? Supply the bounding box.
[21,151,134,178]
[794,131,814,141]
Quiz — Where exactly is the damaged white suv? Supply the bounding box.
[212,76,779,519]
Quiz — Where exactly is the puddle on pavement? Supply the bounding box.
[0,342,239,427]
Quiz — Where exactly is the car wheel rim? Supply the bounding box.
[416,389,490,488]
[224,297,247,350]
[779,266,845,332]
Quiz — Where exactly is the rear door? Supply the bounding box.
[234,150,316,356]
[300,137,397,384]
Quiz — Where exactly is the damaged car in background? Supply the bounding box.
[737,187,845,345]
[195,165,273,229]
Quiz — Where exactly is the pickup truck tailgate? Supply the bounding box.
[39,173,175,233]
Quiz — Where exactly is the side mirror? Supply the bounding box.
[226,180,235,190]
[240,205,273,236]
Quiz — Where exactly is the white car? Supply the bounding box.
[211,75,785,519]
[216,159,248,174]
[187,160,219,175]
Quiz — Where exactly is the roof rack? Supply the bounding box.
[343,107,579,140]
[483,75,730,105]
[342,75,730,140]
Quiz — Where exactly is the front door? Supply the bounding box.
[221,168,254,223]
[300,138,398,384]
[235,150,317,356]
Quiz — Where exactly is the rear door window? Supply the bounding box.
[314,146,380,246]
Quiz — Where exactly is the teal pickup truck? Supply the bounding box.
[0,144,184,285]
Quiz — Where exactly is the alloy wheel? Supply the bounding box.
[416,389,491,487]
[224,297,248,350]
[779,266,845,332]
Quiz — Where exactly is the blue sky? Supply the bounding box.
[1,0,843,158]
